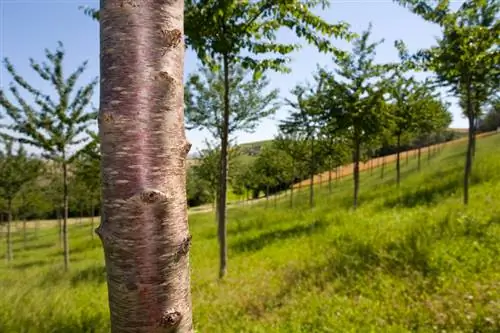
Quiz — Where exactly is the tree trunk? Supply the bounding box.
[57,207,62,247]
[62,161,70,271]
[23,218,27,250]
[405,150,409,166]
[464,116,474,205]
[418,146,422,171]
[215,52,231,279]
[427,144,431,161]
[370,158,373,175]
[90,199,95,240]
[289,183,294,208]
[380,156,385,179]
[328,166,332,194]
[309,138,315,209]
[35,220,39,239]
[396,134,401,186]
[97,1,193,331]
[353,139,360,209]
[6,200,13,262]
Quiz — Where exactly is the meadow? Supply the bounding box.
[1,134,499,333]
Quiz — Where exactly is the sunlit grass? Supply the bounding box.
[1,134,499,332]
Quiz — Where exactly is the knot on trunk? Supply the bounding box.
[160,309,182,329]
[139,189,170,204]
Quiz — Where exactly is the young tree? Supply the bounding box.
[280,80,326,209]
[85,0,355,280]
[395,0,500,204]
[319,24,390,209]
[0,139,42,261]
[387,76,433,185]
[97,1,193,332]
[0,42,98,270]
[274,133,310,208]
[73,151,100,238]
[185,63,278,278]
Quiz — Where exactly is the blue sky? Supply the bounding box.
[0,0,467,153]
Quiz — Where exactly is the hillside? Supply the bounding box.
[1,133,499,332]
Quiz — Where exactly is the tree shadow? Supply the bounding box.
[383,177,460,209]
[23,242,55,252]
[10,259,48,270]
[232,219,328,254]
[246,227,438,318]
[71,264,107,286]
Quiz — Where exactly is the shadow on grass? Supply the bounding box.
[23,242,55,252]
[232,219,328,254]
[10,259,48,270]
[71,264,107,286]
[246,226,439,318]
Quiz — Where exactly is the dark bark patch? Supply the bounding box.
[160,29,183,50]
[159,309,182,329]
[174,235,192,263]
[139,189,169,204]
[183,142,192,157]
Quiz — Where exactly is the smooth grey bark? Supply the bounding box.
[309,137,315,209]
[396,134,401,187]
[353,139,360,209]
[97,1,194,332]
[62,161,70,271]
[6,200,13,261]
[216,52,230,279]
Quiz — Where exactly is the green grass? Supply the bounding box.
[1,134,500,332]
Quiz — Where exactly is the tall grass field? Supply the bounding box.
[1,134,499,332]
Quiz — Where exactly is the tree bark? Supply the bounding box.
[464,116,474,206]
[353,139,360,210]
[417,146,422,171]
[380,156,385,179]
[328,165,332,194]
[23,218,27,250]
[309,137,315,209]
[6,200,13,262]
[90,199,95,240]
[62,161,70,271]
[396,134,401,186]
[97,1,193,332]
[216,52,230,279]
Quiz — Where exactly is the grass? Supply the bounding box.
[1,134,500,332]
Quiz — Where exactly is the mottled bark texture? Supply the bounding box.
[98,1,193,332]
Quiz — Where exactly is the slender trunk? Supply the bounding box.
[90,199,95,240]
[405,150,409,166]
[23,218,27,250]
[62,162,70,271]
[6,200,13,262]
[309,137,315,209]
[370,158,373,175]
[427,144,431,161]
[380,156,385,179]
[353,139,360,209]
[418,146,422,171]
[464,117,474,205]
[328,165,332,194]
[290,183,294,208]
[266,184,269,207]
[97,1,193,331]
[217,52,230,279]
[57,207,62,247]
[35,220,39,239]
[396,134,401,186]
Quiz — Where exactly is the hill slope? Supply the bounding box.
[1,134,499,332]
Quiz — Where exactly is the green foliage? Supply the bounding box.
[190,140,242,202]
[0,139,42,203]
[184,63,279,140]
[185,0,354,74]
[0,41,98,164]
[319,23,391,146]
[395,0,499,119]
[1,134,500,332]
